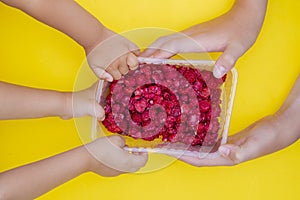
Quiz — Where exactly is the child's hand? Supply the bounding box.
[141,0,268,78]
[0,135,148,199]
[1,0,139,82]
[62,82,104,120]
[84,135,148,176]
[85,28,139,82]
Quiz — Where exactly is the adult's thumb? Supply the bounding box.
[218,144,243,165]
[214,44,243,78]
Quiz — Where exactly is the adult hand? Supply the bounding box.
[141,0,268,78]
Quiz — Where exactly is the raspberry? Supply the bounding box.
[101,63,226,147]
[134,99,148,113]
[136,73,147,86]
[183,69,197,83]
[131,112,143,124]
[193,81,203,93]
[199,87,210,99]
[199,100,211,112]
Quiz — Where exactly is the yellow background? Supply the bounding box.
[1,0,300,199]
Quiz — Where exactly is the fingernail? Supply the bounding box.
[131,65,138,70]
[103,74,113,82]
[213,65,226,79]
[107,77,113,82]
[219,146,230,157]
[99,116,105,121]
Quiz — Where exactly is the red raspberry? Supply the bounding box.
[199,87,210,99]
[131,112,143,124]
[183,69,197,83]
[134,99,148,113]
[199,100,211,112]
[101,63,226,147]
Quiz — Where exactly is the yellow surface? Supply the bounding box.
[1,0,300,199]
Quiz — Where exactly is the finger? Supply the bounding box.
[132,49,141,56]
[140,36,171,57]
[128,41,140,56]
[125,152,148,171]
[150,37,182,58]
[106,62,122,80]
[109,137,148,168]
[108,136,148,171]
[92,103,105,121]
[92,67,113,82]
[178,154,233,166]
[108,135,126,147]
[218,144,242,164]
[126,53,139,70]
[118,56,129,75]
[140,47,160,58]
[151,48,176,59]
[213,43,244,78]
[218,141,259,165]
[152,36,204,58]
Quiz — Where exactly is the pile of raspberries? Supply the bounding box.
[101,63,226,146]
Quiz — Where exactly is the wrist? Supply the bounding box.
[75,146,94,173]
[59,92,73,120]
[79,145,101,173]
[84,27,115,54]
[275,105,300,142]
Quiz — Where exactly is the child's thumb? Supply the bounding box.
[92,103,105,121]
[92,66,113,82]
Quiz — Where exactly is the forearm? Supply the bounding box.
[0,81,71,119]
[234,0,268,15]
[0,146,89,200]
[230,0,268,32]
[275,76,300,143]
[235,0,268,14]
[1,0,106,52]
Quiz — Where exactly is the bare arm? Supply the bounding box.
[0,136,148,200]
[142,0,268,78]
[0,145,89,200]
[0,81,70,119]
[1,0,104,52]
[179,75,300,166]
[0,81,105,120]
[1,0,139,81]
